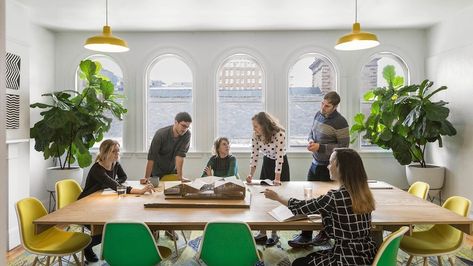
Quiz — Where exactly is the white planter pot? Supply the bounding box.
[405,164,445,190]
[46,167,84,192]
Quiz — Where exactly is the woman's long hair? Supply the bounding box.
[212,137,229,157]
[252,112,284,144]
[96,139,120,163]
[333,148,375,214]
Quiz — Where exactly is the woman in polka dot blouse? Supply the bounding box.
[246,111,290,246]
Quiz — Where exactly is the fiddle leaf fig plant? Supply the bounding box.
[351,65,456,167]
[30,59,127,169]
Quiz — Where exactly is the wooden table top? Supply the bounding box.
[34,181,473,234]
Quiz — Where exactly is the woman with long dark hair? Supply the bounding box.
[264,148,377,265]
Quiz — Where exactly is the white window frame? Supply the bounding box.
[215,53,266,150]
[144,53,195,150]
[286,52,338,150]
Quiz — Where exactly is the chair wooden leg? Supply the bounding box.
[406,255,414,266]
[58,256,63,266]
[437,256,443,266]
[423,257,428,266]
[32,256,39,266]
[73,253,81,265]
[46,256,51,266]
[81,250,85,266]
[448,256,455,266]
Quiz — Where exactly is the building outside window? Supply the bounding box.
[147,55,193,148]
[288,54,336,147]
[217,54,264,147]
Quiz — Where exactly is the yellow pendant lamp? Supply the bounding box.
[84,0,129,53]
[335,0,379,51]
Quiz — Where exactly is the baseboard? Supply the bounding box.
[8,227,20,250]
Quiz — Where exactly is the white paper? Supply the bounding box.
[268,205,307,222]
[368,181,393,189]
[246,179,274,186]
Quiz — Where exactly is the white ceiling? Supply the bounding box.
[14,0,473,31]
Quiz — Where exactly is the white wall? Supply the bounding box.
[5,0,55,250]
[56,29,424,188]
[1,0,9,262]
[426,5,473,205]
[28,23,55,205]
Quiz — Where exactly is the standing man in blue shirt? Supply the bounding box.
[288,91,350,248]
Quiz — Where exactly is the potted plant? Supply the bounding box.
[30,59,127,191]
[351,65,456,189]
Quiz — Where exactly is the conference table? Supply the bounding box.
[34,181,473,238]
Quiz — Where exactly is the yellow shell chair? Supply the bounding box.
[400,196,471,266]
[408,181,430,200]
[16,197,91,266]
[156,174,188,255]
[55,179,83,210]
[55,179,86,237]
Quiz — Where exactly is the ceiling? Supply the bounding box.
[14,0,473,32]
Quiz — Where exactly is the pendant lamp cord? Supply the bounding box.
[105,0,109,26]
[354,0,358,23]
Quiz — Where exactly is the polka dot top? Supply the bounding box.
[250,131,286,174]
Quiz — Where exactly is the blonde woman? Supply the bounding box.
[247,112,290,247]
[202,137,238,178]
[264,148,377,265]
[78,139,154,262]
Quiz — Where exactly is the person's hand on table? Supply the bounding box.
[264,189,280,201]
[273,179,281,186]
[140,177,149,185]
[246,174,253,183]
[181,176,191,183]
[204,166,213,176]
[139,183,155,194]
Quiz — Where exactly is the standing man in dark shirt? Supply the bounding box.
[288,91,350,248]
[141,112,192,183]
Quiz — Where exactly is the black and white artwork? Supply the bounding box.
[6,94,20,129]
[6,52,21,90]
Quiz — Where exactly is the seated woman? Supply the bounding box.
[264,148,377,266]
[201,137,238,178]
[78,139,155,262]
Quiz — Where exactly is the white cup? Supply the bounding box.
[304,187,313,200]
[117,185,126,198]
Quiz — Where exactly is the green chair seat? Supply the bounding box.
[372,226,409,266]
[197,221,262,266]
[101,220,171,266]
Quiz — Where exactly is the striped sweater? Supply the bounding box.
[309,110,349,165]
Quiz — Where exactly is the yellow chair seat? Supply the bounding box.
[28,226,91,255]
[160,174,178,181]
[400,226,462,254]
[400,196,471,266]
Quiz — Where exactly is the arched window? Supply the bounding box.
[75,54,124,147]
[146,55,193,147]
[360,52,409,149]
[288,53,336,147]
[216,54,264,148]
